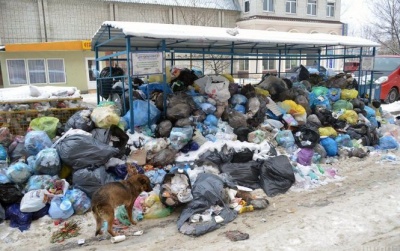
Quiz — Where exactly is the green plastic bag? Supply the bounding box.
[332,100,353,111]
[29,117,59,139]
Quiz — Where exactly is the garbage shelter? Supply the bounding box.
[3,21,400,241]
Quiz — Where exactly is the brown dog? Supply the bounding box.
[91,174,152,237]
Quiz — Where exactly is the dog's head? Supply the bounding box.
[128,174,152,193]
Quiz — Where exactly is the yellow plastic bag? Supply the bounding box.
[319,127,338,137]
[339,110,358,125]
[143,193,172,219]
[29,116,59,139]
[341,89,358,100]
[221,73,235,83]
[255,87,270,97]
[148,66,171,83]
[281,100,306,115]
[90,106,120,129]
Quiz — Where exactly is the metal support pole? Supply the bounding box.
[95,46,100,105]
[126,36,134,134]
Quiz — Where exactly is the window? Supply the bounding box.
[286,0,296,14]
[6,59,27,85]
[6,58,66,85]
[47,59,66,83]
[28,59,46,84]
[244,0,250,12]
[326,2,335,17]
[239,59,249,70]
[307,0,317,15]
[285,58,300,70]
[263,0,274,12]
[262,58,275,70]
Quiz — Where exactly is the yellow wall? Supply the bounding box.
[0,50,104,93]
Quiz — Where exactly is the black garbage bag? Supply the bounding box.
[156,120,173,138]
[64,109,95,132]
[171,68,199,87]
[98,66,125,99]
[175,118,192,127]
[160,168,192,207]
[220,161,261,190]
[259,155,295,197]
[0,204,5,224]
[147,148,178,167]
[231,148,254,163]
[298,65,310,81]
[314,107,337,126]
[177,173,238,236]
[167,103,192,122]
[56,134,120,170]
[91,125,129,158]
[257,75,288,101]
[0,183,24,205]
[72,166,116,198]
[240,84,256,99]
[247,95,267,128]
[8,136,26,163]
[227,109,248,129]
[294,127,320,148]
[234,126,253,142]
[196,145,234,166]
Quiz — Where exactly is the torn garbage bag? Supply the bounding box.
[72,166,116,198]
[91,124,129,158]
[219,161,261,190]
[177,173,238,236]
[56,134,119,170]
[259,155,295,197]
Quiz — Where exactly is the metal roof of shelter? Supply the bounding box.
[101,0,241,11]
[91,21,380,56]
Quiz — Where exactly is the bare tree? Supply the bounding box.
[368,0,400,54]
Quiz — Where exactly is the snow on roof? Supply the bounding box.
[91,21,380,53]
[101,0,241,11]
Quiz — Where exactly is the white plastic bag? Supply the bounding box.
[205,75,231,103]
[20,189,49,213]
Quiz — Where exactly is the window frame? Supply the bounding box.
[263,0,274,12]
[285,0,297,14]
[239,59,249,71]
[262,57,276,70]
[244,0,250,12]
[326,2,335,17]
[307,0,317,16]
[46,58,66,84]
[6,59,28,85]
[6,58,66,85]
[27,58,47,84]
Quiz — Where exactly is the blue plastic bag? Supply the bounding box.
[335,134,353,148]
[169,127,193,150]
[65,188,91,215]
[5,203,32,231]
[34,148,61,176]
[123,100,161,128]
[24,131,52,156]
[192,95,206,108]
[379,136,399,150]
[25,175,54,192]
[320,137,338,156]
[200,103,216,114]
[276,130,295,149]
[6,162,32,184]
[234,104,246,113]
[0,145,7,161]
[204,114,218,127]
[328,88,341,102]
[49,197,74,219]
[309,93,331,110]
[139,83,173,99]
[0,168,11,184]
[230,94,248,106]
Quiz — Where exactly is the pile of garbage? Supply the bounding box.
[1,65,400,238]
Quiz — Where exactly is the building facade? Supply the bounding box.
[236,0,343,75]
[0,0,344,91]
